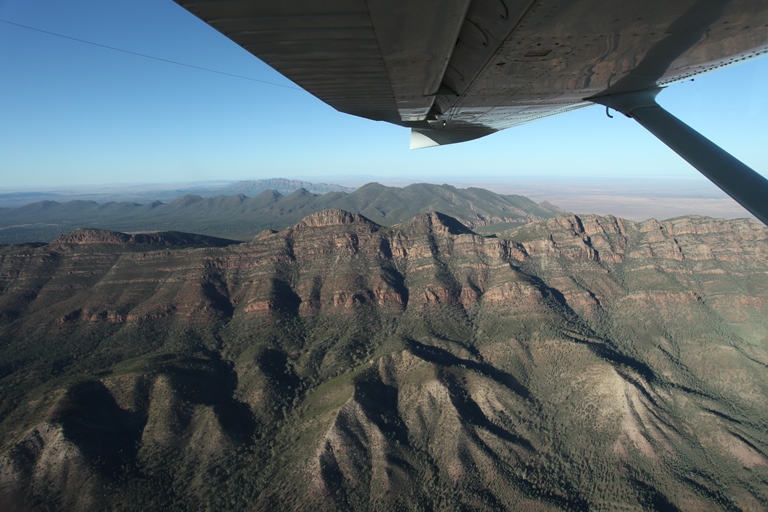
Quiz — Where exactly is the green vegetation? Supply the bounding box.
[0,183,562,244]
[0,211,767,511]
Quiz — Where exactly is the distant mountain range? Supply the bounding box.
[0,182,562,244]
[219,178,354,196]
[0,178,354,209]
[1,210,766,510]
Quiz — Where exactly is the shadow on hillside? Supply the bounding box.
[160,357,257,444]
[53,380,145,476]
[405,338,530,400]
[353,372,410,446]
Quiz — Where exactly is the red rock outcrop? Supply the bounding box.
[1,211,767,512]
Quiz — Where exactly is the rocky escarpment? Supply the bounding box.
[1,211,767,511]
[52,227,239,248]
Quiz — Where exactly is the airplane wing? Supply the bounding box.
[174,0,768,224]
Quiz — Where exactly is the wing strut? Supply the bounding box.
[590,88,768,226]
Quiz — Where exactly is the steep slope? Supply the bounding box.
[0,212,766,511]
[0,183,562,244]
[329,182,561,228]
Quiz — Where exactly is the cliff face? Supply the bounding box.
[1,212,767,511]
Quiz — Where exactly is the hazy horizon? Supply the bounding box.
[0,174,754,222]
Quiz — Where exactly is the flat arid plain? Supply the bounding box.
[453,177,757,222]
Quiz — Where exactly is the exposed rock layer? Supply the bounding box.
[1,212,767,511]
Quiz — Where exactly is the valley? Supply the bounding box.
[1,209,766,510]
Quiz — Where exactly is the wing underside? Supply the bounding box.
[176,0,768,144]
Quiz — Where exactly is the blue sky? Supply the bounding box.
[1,0,767,190]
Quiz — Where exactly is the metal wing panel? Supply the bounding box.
[362,0,472,121]
[435,0,768,132]
[178,0,398,122]
[176,0,472,123]
[177,0,768,136]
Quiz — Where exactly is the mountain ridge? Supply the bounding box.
[1,210,766,511]
[0,178,355,209]
[0,183,563,244]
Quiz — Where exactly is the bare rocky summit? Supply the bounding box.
[0,211,766,511]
